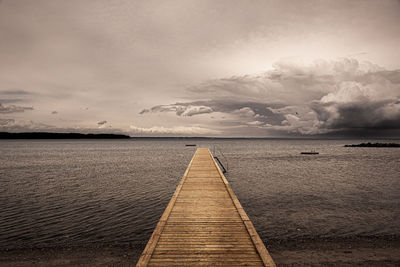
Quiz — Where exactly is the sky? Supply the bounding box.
[0,0,399,137]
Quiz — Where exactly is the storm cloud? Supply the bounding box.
[141,58,400,136]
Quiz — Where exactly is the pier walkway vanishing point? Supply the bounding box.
[137,148,275,266]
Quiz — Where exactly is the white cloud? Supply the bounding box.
[246,120,264,126]
[97,120,108,128]
[232,107,256,118]
[182,106,214,116]
[141,104,213,117]
[129,125,220,135]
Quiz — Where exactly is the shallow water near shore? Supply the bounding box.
[0,139,399,253]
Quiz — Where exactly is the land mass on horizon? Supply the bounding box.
[344,142,400,147]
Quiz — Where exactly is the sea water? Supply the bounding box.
[0,139,399,249]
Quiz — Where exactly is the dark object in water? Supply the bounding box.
[185,144,196,147]
[344,142,400,148]
[301,151,319,155]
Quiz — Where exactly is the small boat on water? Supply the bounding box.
[301,149,319,155]
[185,144,196,147]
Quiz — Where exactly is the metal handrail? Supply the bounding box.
[212,145,229,172]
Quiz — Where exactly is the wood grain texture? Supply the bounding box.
[136,148,275,267]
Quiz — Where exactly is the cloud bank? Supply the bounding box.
[0,103,33,114]
[129,125,221,136]
[140,58,400,136]
[0,118,126,135]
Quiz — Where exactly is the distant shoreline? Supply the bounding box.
[344,142,400,147]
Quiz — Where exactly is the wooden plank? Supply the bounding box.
[137,148,275,267]
[209,150,276,267]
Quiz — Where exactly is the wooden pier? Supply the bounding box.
[137,148,275,266]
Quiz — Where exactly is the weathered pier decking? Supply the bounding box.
[137,148,275,266]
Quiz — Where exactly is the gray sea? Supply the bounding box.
[0,139,399,250]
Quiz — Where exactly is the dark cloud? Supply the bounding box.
[141,100,286,126]
[138,109,149,115]
[0,103,33,113]
[141,58,400,136]
[0,98,23,104]
[0,89,32,95]
[312,99,400,130]
[0,90,34,104]
[97,120,107,125]
[51,111,58,114]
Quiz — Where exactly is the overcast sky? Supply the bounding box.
[1,0,399,137]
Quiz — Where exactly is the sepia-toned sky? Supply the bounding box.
[1,0,399,137]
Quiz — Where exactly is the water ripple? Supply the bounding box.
[0,139,399,249]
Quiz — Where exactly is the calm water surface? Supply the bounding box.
[0,139,399,249]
